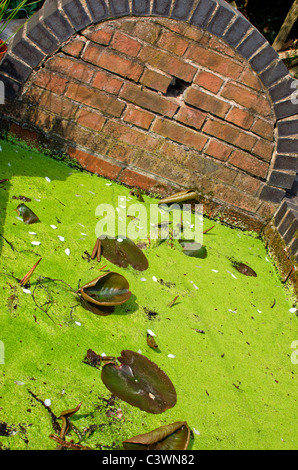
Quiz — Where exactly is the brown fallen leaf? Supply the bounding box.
[20,258,42,286]
[147,334,158,349]
[168,295,179,308]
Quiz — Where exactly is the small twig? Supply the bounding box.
[28,390,60,434]
[49,434,91,450]
[0,234,15,251]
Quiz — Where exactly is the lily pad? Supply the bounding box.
[100,237,149,272]
[16,203,39,224]
[232,261,257,277]
[179,240,207,258]
[78,272,131,307]
[123,421,190,450]
[101,350,177,414]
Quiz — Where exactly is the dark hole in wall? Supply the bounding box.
[164,77,191,98]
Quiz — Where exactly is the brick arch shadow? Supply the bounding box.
[0,0,297,234]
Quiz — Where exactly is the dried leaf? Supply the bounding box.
[232,261,257,277]
[123,421,190,450]
[101,350,177,414]
[159,190,198,205]
[100,237,149,272]
[168,295,179,308]
[146,334,158,349]
[20,258,42,286]
[129,188,144,202]
[16,203,39,224]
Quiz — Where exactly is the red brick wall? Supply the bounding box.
[1,0,297,235]
[12,17,276,227]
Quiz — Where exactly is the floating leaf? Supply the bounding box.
[78,272,131,308]
[146,334,158,350]
[58,402,82,439]
[98,237,149,272]
[19,258,42,286]
[159,190,198,205]
[179,240,207,258]
[232,261,257,277]
[123,421,190,450]
[16,203,39,224]
[101,350,177,414]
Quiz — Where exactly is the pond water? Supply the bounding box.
[0,136,297,450]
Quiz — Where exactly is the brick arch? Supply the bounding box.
[0,0,297,230]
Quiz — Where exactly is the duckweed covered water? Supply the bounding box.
[0,136,297,450]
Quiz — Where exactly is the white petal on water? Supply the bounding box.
[101,352,107,357]
[289,307,297,313]
[257,310,262,314]
[75,321,81,326]
[14,381,25,386]
[23,288,32,294]
[78,223,84,227]
[152,276,158,282]
[35,199,41,202]
[193,428,200,436]
[50,225,57,229]
[31,241,41,246]
[168,354,176,358]
[117,238,123,242]
[0,146,2,151]
[8,162,11,166]
[228,309,237,313]
[81,233,87,236]
[119,205,126,209]
[88,190,95,195]
[193,284,199,290]
[16,216,23,221]
[45,177,51,183]
[137,349,142,354]
[140,278,147,282]
[147,329,156,337]
[58,236,65,242]
[65,248,70,256]
[106,182,112,186]
[212,269,219,273]
[44,399,51,407]
[29,232,37,235]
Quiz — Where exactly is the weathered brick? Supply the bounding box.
[43,0,75,41]
[123,105,155,129]
[185,87,231,119]
[226,107,254,130]
[193,70,224,94]
[120,82,179,117]
[140,68,172,93]
[203,119,258,151]
[250,45,279,73]
[27,108,54,131]
[260,185,285,203]
[132,0,151,16]
[186,43,243,80]
[85,0,109,22]
[139,45,196,82]
[274,100,298,120]
[83,43,143,81]
[157,31,189,56]
[93,70,123,94]
[84,25,114,45]
[33,70,68,94]
[107,142,137,164]
[26,11,58,54]
[223,16,251,48]
[125,21,161,44]
[205,139,233,162]
[118,168,173,195]
[236,29,267,60]
[277,138,298,154]
[152,0,172,16]
[109,0,130,17]
[213,183,260,212]
[175,105,207,130]
[111,31,142,57]
[40,91,79,118]
[278,120,298,137]
[68,146,122,179]
[260,60,289,88]
[0,56,31,83]
[269,78,294,103]
[208,36,239,58]
[171,0,195,21]
[229,149,269,178]
[251,118,274,141]
[207,3,236,37]
[233,172,262,196]
[252,139,274,161]
[152,118,208,150]
[62,38,85,57]
[77,108,106,131]
[220,82,272,117]
[274,154,298,171]
[190,0,217,28]
[159,18,208,42]
[268,170,296,189]
[103,121,160,152]
[159,141,188,164]
[10,123,39,144]
[64,0,91,31]
[46,55,94,83]
[66,82,125,117]
[240,67,264,91]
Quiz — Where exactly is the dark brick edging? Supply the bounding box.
[0,0,297,293]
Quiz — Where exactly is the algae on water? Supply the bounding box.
[0,137,297,450]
